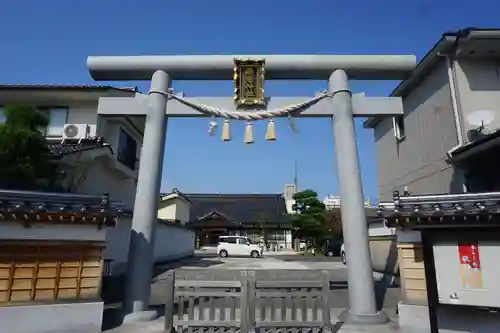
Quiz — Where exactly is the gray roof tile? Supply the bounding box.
[0,84,137,92]
[48,137,113,157]
[185,193,289,225]
[379,190,500,228]
[0,189,126,225]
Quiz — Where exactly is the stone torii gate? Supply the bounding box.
[87,54,416,324]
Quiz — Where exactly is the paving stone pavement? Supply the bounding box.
[104,308,401,333]
[103,254,401,333]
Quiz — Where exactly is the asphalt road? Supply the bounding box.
[151,253,400,309]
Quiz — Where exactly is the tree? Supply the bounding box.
[291,189,327,243]
[324,209,343,237]
[254,213,272,245]
[0,105,57,190]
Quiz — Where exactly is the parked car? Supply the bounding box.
[217,236,262,258]
[340,243,346,265]
[323,239,343,257]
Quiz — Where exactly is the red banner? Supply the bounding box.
[458,242,483,289]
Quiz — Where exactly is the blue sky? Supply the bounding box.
[1,0,497,200]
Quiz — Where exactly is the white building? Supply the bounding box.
[283,183,297,214]
[0,84,195,332]
[0,84,195,272]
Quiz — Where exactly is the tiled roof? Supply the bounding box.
[0,84,138,92]
[159,188,192,203]
[184,192,290,226]
[0,189,126,226]
[48,137,113,158]
[379,190,500,228]
[447,128,500,161]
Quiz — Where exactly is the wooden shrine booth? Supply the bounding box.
[0,190,125,333]
[379,190,500,333]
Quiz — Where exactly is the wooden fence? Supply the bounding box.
[163,270,332,333]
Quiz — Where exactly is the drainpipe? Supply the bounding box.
[446,54,464,151]
[444,54,468,192]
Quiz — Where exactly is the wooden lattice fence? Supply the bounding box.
[163,270,332,333]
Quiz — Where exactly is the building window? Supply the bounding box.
[392,116,406,141]
[117,128,138,170]
[38,107,68,137]
[219,237,237,244]
[0,106,68,135]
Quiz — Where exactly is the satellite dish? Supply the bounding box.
[466,109,496,129]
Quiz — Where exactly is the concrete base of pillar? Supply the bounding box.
[337,322,400,333]
[122,310,158,324]
[339,308,389,325]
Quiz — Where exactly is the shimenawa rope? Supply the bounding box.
[147,88,351,120]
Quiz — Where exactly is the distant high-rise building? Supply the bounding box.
[284,184,297,214]
[323,195,341,210]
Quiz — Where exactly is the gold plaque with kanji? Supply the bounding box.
[233,58,265,106]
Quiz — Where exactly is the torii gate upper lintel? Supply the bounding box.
[87,54,415,81]
[87,54,416,326]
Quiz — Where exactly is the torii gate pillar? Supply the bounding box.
[123,70,170,320]
[330,70,388,324]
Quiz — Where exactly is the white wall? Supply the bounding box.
[157,197,191,224]
[158,204,177,221]
[103,217,132,276]
[52,102,143,197]
[368,221,396,237]
[433,240,500,310]
[0,222,106,242]
[103,217,195,275]
[0,302,103,333]
[66,104,98,126]
[77,158,137,210]
[455,58,500,138]
[154,223,195,262]
[367,221,398,275]
[176,199,190,224]
[397,229,500,333]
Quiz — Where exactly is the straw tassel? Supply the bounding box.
[221,119,231,141]
[208,117,218,136]
[265,118,276,141]
[244,121,254,144]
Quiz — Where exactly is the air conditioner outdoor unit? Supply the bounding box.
[62,124,97,140]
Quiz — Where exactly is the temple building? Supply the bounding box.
[158,188,293,249]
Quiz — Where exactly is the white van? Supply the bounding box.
[217,236,262,258]
[340,243,346,265]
